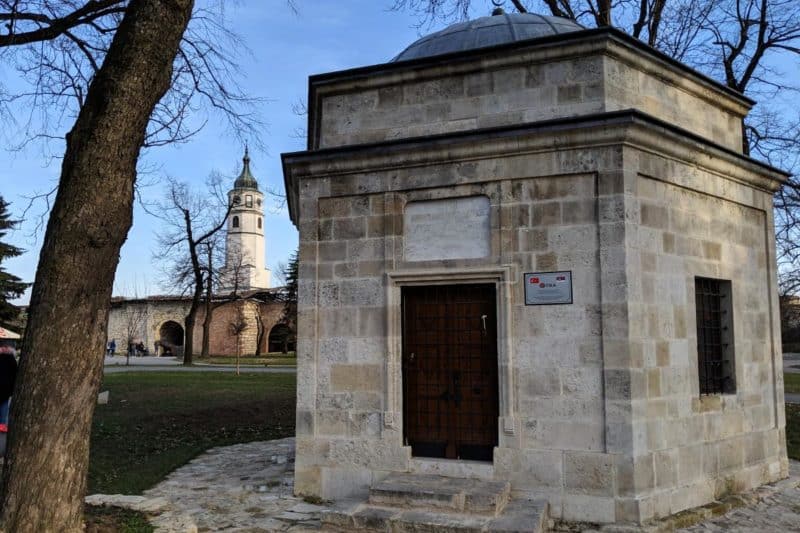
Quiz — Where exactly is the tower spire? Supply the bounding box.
[233,144,259,190]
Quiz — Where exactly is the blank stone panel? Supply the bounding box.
[403,196,491,261]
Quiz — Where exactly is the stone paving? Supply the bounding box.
[677,460,800,532]
[144,438,321,532]
[85,438,800,532]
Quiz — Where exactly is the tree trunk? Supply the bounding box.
[0,1,194,530]
[201,268,213,358]
[254,313,264,357]
[183,298,199,366]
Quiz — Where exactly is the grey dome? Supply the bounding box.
[392,12,584,62]
[233,147,259,190]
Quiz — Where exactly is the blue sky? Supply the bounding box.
[1,1,467,303]
[2,2,797,303]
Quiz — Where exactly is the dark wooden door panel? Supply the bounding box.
[402,284,498,461]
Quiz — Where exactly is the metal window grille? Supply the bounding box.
[695,277,734,395]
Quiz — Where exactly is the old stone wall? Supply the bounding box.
[289,112,786,523]
[313,36,747,152]
[288,34,786,525]
[618,158,787,522]
[293,135,627,520]
[107,298,285,357]
[192,300,285,356]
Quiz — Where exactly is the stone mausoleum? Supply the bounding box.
[282,11,790,526]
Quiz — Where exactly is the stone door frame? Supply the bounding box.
[384,266,517,447]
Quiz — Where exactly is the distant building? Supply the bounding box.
[221,147,272,291]
[0,326,20,351]
[107,151,290,357]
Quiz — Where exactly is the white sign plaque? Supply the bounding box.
[524,271,573,305]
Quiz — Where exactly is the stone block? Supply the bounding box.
[358,307,386,337]
[333,218,367,240]
[519,228,548,251]
[655,449,677,489]
[494,448,563,490]
[331,364,382,392]
[294,465,322,497]
[320,466,373,500]
[493,68,524,92]
[319,241,347,262]
[562,494,615,523]
[604,369,631,400]
[640,203,668,229]
[296,410,314,436]
[319,308,358,337]
[677,444,704,485]
[557,85,582,104]
[521,367,561,397]
[465,72,494,97]
[564,452,614,496]
[531,202,561,226]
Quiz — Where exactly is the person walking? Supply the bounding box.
[0,345,18,456]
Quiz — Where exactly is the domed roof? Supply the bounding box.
[392,11,584,62]
[233,147,259,190]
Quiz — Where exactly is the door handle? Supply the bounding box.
[481,314,488,334]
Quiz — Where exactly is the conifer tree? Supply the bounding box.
[0,196,28,326]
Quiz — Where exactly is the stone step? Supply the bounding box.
[368,473,511,515]
[322,497,548,533]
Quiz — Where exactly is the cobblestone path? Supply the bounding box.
[87,438,800,532]
[144,438,322,532]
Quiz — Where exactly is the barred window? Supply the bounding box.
[695,277,735,395]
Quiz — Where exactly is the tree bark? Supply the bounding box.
[183,290,200,365]
[0,0,194,531]
[201,271,213,358]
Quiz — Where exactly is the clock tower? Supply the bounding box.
[223,147,270,291]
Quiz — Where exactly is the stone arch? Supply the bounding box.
[267,323,294,354]
[158,320,184,356]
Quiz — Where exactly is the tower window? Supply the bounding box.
[258,217,262,229]
[232,216,239,228]
[246,195,253,208]
[232,195,241,206]
[695,277,735,395]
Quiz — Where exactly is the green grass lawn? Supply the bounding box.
[196,352,297,367]
[787,403,800,461]
[785,373,800,394]
[89,371,295,495]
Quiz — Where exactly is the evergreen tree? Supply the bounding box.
[279,249,298,348]
[0,196,28,326]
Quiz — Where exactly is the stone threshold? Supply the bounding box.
[323,472,548,532]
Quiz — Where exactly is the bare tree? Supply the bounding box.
[120,301,147,366]
[228,303,248,376]
[198,238,251,358]
[0,1,263,153]
[154,176,233,365]
[393,0,800,291]
[0,2,197,529]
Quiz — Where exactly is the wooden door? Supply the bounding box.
[402,284,499,461]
